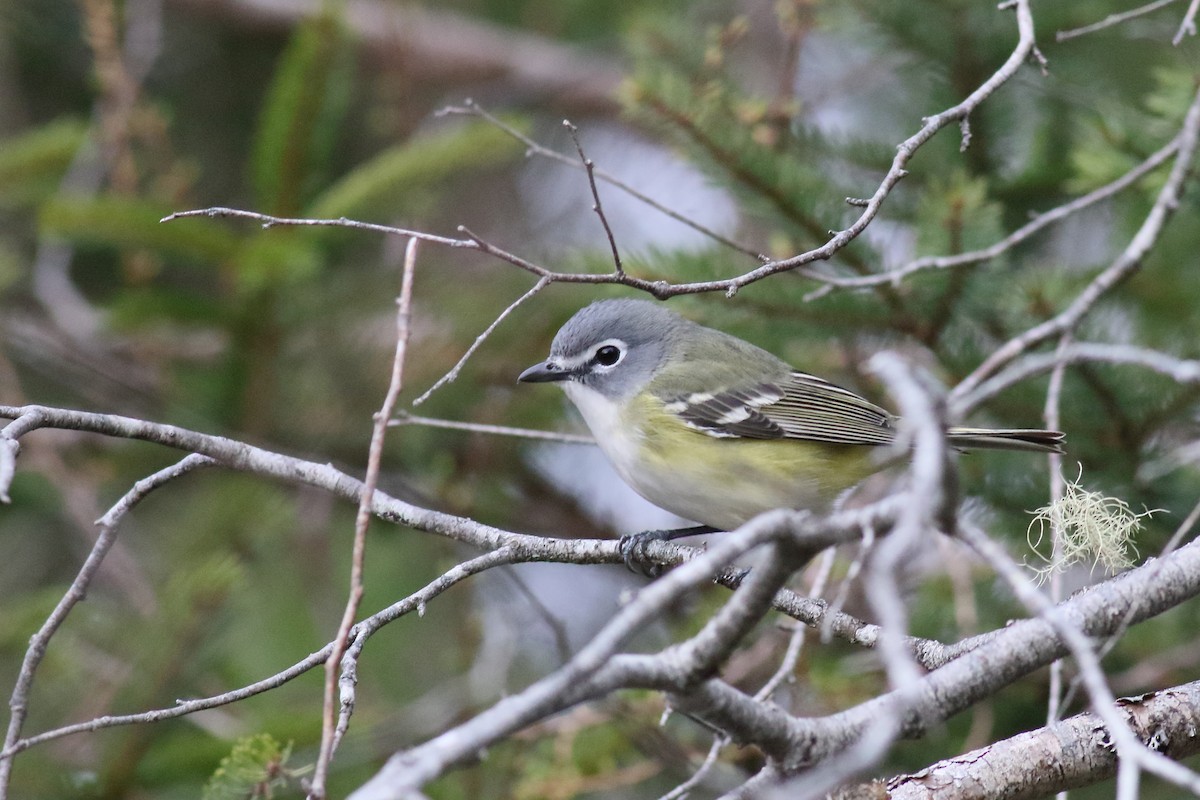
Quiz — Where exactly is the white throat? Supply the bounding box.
[562,382,642,481]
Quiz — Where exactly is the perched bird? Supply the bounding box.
[519,299,1063,556]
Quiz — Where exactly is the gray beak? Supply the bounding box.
[518,360,570,383]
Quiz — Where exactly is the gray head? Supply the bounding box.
[518,299,689,400]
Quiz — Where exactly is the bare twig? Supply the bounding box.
[164,0,1040,302]
[390,412,595,445]
[756,546,836,702]
[437,100,766,261]
[0,411,41,503]
[565,120,623,275]
[1174,0,1200,42]
[659,735,727,800]
[310,238,419,799]
[723,0,1040,297]
[498,566,573,666]
[411,276,550,407]
[954,341,1200,416]
[0,548,517,759]
[821,526,873,644]
[0,454,212,798]
[1056,0,1180,42]
[803,136,1181,299]
[1042,335,1071,732]
[952,83,1200,404]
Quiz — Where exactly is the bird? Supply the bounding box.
[518,298,1063,562]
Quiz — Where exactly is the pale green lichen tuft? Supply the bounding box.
[1026,471,1155,583]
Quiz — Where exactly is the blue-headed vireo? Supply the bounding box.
[518,299,1063,538]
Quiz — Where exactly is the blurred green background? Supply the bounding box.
[2,0,1200,797]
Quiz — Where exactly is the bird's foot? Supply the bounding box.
[618,525,720,576]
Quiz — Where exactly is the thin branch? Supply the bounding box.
[0,548,517,759]
[0,408,58,502]
[161,206,468,245]
[952,83,1200,404]
[498,566,573,666]
[1174,0,1200,43]
[1043,334,1071,732]
[1056,0,1180,42]
[410,277,550,407]
[804,136,1181,299]
[565,120,623,275]
[756,546,836,702]
[658,735,727,800]
[437,100,766,261]
[0,454,212,797]
[820,525,873,644]
[164,0,1040,302]
[954,341,1200,416]
[724,0,1040,296]
[310,238,419,798]
[390,412,595,445]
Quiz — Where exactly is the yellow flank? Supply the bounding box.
[618,394,879,531]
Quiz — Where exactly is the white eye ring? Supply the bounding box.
[590,339,627,370]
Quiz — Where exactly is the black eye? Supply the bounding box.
[594,345,622,366]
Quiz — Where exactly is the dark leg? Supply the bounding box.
[618,525,721,576]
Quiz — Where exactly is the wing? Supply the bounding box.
[659,371,896,446]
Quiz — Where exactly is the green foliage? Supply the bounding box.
[307,120,526,220]
[1069,67,1200,193]
[0,117,87,208]
[252,9,356,215]
[0,242,20,292]
[622,14,887,258]
[39,195,240,262]
[4,0,1200,797]
[914,169,1005,257]
[203,734,299,800]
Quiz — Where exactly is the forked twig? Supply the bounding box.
[309,239,420,798]
[438,100,766,261]
[0,454,213,797]
[163,0,1042,302]
[952,84,1200,403]
[1174,0,1200,43]
[565,120,623,276]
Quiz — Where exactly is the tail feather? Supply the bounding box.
[947,427,1065,454]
